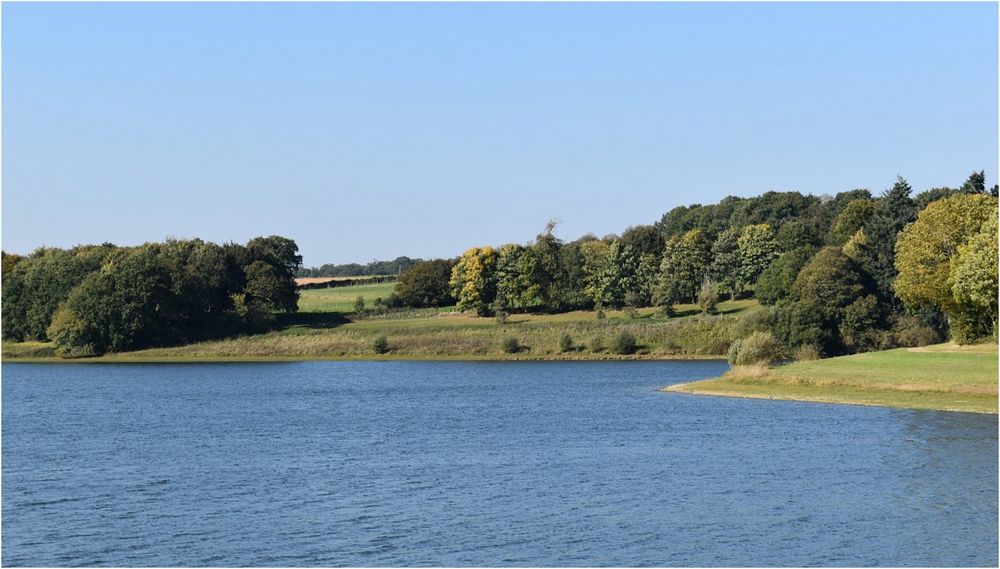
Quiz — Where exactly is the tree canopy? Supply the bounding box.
[4,236,302,356]
[894,193,998,342]
[396,259,457,308]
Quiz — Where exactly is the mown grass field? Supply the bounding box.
[297,282,399,313]
[666,343,999,414]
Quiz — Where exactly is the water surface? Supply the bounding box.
[3,361,996,566]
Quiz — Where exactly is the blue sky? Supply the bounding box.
[3,2,997,266]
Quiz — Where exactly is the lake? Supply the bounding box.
[2,361,997,566]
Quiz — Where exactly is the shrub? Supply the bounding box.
[728,331,782,366]
[704,340,731,355]
[726,339,742,366]
[590,335,606,353]
[888,313,943,347]
[353,296,365,316]
[495,310,510,324]
[661,339,681,354]
[385,293,403,309]
[769,300,838,355]
[47,306,99,358]
[558,333,574,353]
[373,335,390,354]
[623,292,641,319]
[595,307,606,320]
[841,295,883,352]
[947,308,995,345]
[501,336,521,354]
[795,344,822,361]
[697,278,719,315]
[612,331,638,355]
[732,305,777,337]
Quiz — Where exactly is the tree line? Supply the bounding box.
[3,172,994,359]
[393,172,997,356]
[296,256,422,278]
[2,236,302,356]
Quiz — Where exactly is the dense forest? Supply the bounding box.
[392,172,998,356]
[2,236,302,356]
[3,172,996,359]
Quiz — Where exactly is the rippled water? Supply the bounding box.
[2,361,997,566]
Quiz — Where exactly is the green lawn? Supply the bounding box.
[666,343,999,414]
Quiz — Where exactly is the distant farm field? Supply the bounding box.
[297,282,399,313]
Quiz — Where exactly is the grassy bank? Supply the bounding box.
[665,343,999,414]
[3,299,759,362]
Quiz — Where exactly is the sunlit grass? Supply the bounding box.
[297,282,398,313]
[667,343,999,414]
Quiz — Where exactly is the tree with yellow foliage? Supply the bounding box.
[894,193,998,343]
[449,246,498,316]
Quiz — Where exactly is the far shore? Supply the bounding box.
[1,298,758,364]
[2,352,727,364]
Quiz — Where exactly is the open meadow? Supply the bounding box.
[297,282,399,313]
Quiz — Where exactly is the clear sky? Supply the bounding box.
[3,2,997,266]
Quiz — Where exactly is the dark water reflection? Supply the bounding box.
[2,361,996,566]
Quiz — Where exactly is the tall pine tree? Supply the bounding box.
[858,177,916,301]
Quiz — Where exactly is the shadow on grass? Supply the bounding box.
[717,305,749,316]
[671,309,700,318]
[276,312,351,330]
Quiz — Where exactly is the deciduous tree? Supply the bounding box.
[737,224,779,292]
[449,246,498,316]
[755,246,816,305]
[396,259,456,308]
[655,229,710,306]
[894,193,997,342]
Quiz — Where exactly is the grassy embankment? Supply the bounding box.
[665,343,999,414]
[2,282,759,362]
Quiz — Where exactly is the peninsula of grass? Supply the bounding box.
[664,343,999,414]
[2,294,759,363]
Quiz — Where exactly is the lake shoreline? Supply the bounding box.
[660,381,999,415]
[661,344,999,414]
[2,353,728,364]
